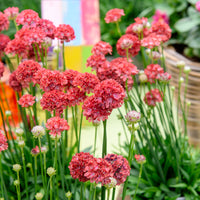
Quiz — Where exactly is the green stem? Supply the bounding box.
[78,109,83,152]
[43,153,47,188]
[14,19,19,31]
[133,164,143,200]
[94,126,98,156]
[57,41,59,70]
[54,137,59,199]
[80,183,83,200]
[112,188,116,200]
[62,43,66,71]
[107,189,110,200]
[50,177,53,200]
[115,21,122,36]
[17,172,21,200]
[126,48,129,61]
[34,156,37,194]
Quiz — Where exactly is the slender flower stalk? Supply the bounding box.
[0,153,8,199]
[13,164,21,200]
[116,21,122,36]
[47,167,56,200]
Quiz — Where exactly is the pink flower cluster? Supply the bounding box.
[104,8,125,23]
[69,152,130,186]
[0,34,10,53]
[4,7,19,20]
[18,94,35,108]
[0,61,4,78]
[144,89,163,107]
[0,131,8,152]
[152,10,169,24]
[0,12,9,32]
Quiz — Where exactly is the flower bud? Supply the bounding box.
[125,111,141,123]
[35,192,44,200]
[184,66,191,74]
[5,110,11,117]
[92,119,101,127]
[27,163,32,168]
[53,46,61,53]
[134,123,140,131]
[145,49,151,55]
[41,146,48,154]
[139,72,148,83]
[105,177,117,189]
[187,101,191,107]
[135,154,146,164]
[18,140,25,148]
[31,146,40,156]
[65,191,72,199]
[179,77,184,83]
[171,86,175,91]
[149,51,161,60]
[15,128,24,137]
[13,164,21,172]
[50,134,61,141]
[47,167,56,177]
[14,180,20,186]
[176,61,185,68]
[31,125,45,138]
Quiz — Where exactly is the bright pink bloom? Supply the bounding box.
[18,94,35,107]
[105,8,125,23]
[62,69,79,90]
[73,72,100,93]
[0,12,9,32]
[104,154,131,185]
[157,72,171,82]
[0,34,10,52]
[84,157,114,185]
[46,116,70,136]
[0,131,8,152]
[152,10,169,24]
[92,41,112,55]
[144,89,163,107]
[135,154,146,164]
[9,71,22,92]
[69,152,94,182]
[31,146,40,156]
[144,64,164,84]
[32,68,47,85]
[141,33,161,49]
[125,110,141,123]
[116,34,141,57]
[196,1,200,12]
[54,24,75,43]
[4,7,19,20]
[94,79,125,110]
[40,90,67,116]
[16,9,40,27]
[86,54,106,71]
[16,60,41,88]
[0,62,4,78]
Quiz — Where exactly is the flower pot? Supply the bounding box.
[164,47,200,146]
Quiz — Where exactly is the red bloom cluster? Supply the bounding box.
[0,12,9,32]
[9,71,22,92]
[116,34,141,57]
[40,90,67,116]
[73,72,100,93]
[135,154,146,164]
[32,68,47,85]
[4,7,19,20]
[31,146,40,156]
[141,33,161,49]
[46,116,70,136]
[144,89,163,107]
[91,41,112,55]
[62,69,79,90]
[16,60,41,88]
[86,54,106,71]
[0,62,4,78]
[157,72,171,82]
[0,34,10,52]
[16,9,39,27]
[18,94,35,107]
[54,24,75,43]
[104,154,131,185]
[105,8,125,23]
[0,131,8,152]
[144,64,164,83]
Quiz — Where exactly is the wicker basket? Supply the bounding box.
[164,47,200,146]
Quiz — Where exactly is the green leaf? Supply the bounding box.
[187,0,199,4]
[170,183,187,188]
[176,1,187,12]
[155,3,175,16]
[180,168,190,182]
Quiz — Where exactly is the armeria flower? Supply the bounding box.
[4,7,19,20]
[15,60,41,88]
[0,62,4,79]
[104,8,125,23]
[84,157,114,185]
[196,1,200,12]
[18,94,35,108]
[116,34,141,57]
[141,33,161,49]
[0,12,9,32]
[135,154,146,164]
[16,9,40,27]
[144,64,164,83]
[62,69,79,90]
[65,87,87,107]
[31,126,45,138]
[32,68,47,85]
[91,41,112,55]
[144,89,163,107]
[46,117,70,136]
[31,146,40,156]
[13,164,21,172]
[54,24,75,43]
[40,90,67,116]
[47,167,56,177]
[152,10,169,25]
[150,21,172,43]
[9,71,22,92]
[93,79,125,110]
[69,152,94,182]
[157,72,171,82]
[0,131,8,152]
[73,72,100,93]
[82,95,112,122]
[0,34,10,52]
[39,69,68,92]
[104,154,131,185]
[125,110,141,123]
[86,54,106,71]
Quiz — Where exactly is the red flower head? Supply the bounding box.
[152,10,169,24]
[196,1,200,12]
[69,152,94,182]
[86,54,106,71]
[73,72,100,93]
[92,41,112,55]
[94,79,125,110]
[9,71,22,92]
[116,34,141,57]
[62,69,79,90]
[46,116,70,136]
[104,154,131,185]
[144,88,163,107]
[144,64,164,84]
[65,87,87,107]
[4,7,19,20]
[135,154,146,164]
[150,21,171,43]
[157,72,171,82]
[16,60,41,88]
[141,33,161,49]
[82,95,111,122]
[18,94,35,108]
[16,9,40,27]
[0,131,8,152]
[0,12,9,32]
[54,24,75,43]
[32,68,47,85]
[125,110,141,123]
[105,8,125,23]
[84,157,114,185]
[31,146,40,156]
[0,62,4,79]
[40,90,67,116]
[39,69,68,92]
[0,34,10,52]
